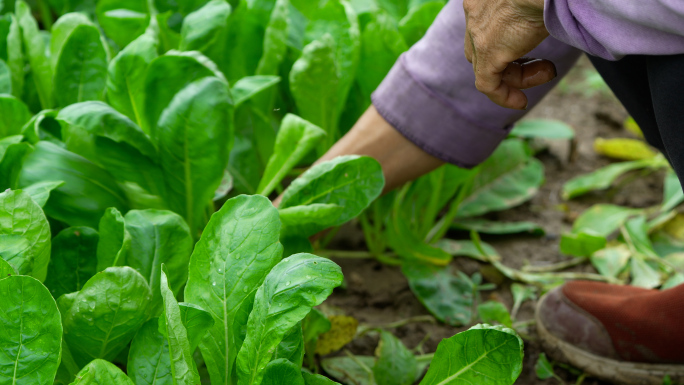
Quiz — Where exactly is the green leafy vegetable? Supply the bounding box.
[69,359,135,385]
[0,275,62,385]
[44,226,98,299]
[477,301,512,328]
[372,330,418,385]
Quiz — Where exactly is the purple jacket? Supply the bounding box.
[372,0,684,167]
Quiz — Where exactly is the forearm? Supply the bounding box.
[317,106,444,192]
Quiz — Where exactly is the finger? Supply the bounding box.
[473,55,528,110]
[502,59,557,90]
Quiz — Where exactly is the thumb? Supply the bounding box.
[502,58,557,90]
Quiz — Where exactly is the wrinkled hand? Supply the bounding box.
[464,0,555,110]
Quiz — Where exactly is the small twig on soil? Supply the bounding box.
[574,373,587,385]
[380,315,437,329]
[522,257,587,273]
[412,332,432,355]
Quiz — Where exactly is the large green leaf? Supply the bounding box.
[357,10,406,101]
[0,141,32,190]
[289,36,339,150]
[44,226,98,299]
[96,0,150,48]
[279,155,384,230]
[22,180,65,207]
[16,0,52,109]
[123,210,193,314]
[60,266,152,368]
[53,24,108,107]
[184,195,283,385]
[142,51,224,135]
[179,0,232,52]
[49,12,92,72]
[261,359,305,385]
[95,207,128,271]
[373,330,417,385]
[258,113,326,196]
[419,324,523,385]
[106,28,158,127]
[236,253,343,385]
[0,256,17,277]
[0,94,31,138]
[0,189,51,280]
[128,304,214,385]
[0,275,62,385]
[397,1,443,46]
[69,359,135,385]
[255,0,289,77]
[274,323,305,366]
[458,139,544,217]
[279,203,344,238]
[17,141,129,228]
[58,101,166,202]
[401,262,473,326]
[155,77,233,233]
[231,75,281,107]
[159,266,201,385]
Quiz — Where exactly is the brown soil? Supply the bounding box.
[321,57,665,385]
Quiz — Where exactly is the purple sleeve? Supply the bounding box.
[371,0,581,168]
[545,0,684,60]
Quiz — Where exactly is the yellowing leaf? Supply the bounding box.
[624,117,644,139]
[593,138,656,161]
[664,214,684,240]
[316,315,358,355]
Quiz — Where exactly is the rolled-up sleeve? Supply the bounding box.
[545,0,684,61]
[371,0,581,168]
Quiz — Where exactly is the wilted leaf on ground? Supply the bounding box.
[458,139,544,218]
[560,231,606,257]
[510,119,575,140]
[535,353,555,380]
[630,256,661,289]
[321,356,376,385]
[590,245,631,278]
[419,324,523,385]
[373,330,417,385]
[624,117,644,138]
[662,170,684,213]
[594,138,656,161]
[402,261,473,326]
[452,219,544,236]
[316,315,358,355]
[572,204,640,237]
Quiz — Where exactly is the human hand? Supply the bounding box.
[463,0,555,110]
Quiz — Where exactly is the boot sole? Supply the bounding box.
[535,292,684,385]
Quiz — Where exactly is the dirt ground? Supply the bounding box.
[322,57,664,385]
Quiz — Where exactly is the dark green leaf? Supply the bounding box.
[236,254,343,385]
[44,226,98,299]
[178,302,215,351]
[5,15,23,99]
[261,358,305,385]
[0,58,10,93]
[69,359,135,384]
[16,0,52,109]
[275,323,305,366]
[61,266,152,368]
[258,113,325,196]
[0,141,32,190]
[49,13,92,72]
[0,275,62,385]
[419,324,523,385]
[184,195,283,385]
[22,180,65,207]
[0,94,31,138]
[373,330,417,385]
[402,262,473,326]
[302,372,341,385]
[17,141,129,228]
[0,189,51,280]
[127,318,172,385]
[255,0,289,76]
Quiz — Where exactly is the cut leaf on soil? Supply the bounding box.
[510,119,575,140]
[594,138,656,161]
[316,315,358,356]
[452,219,544,236]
